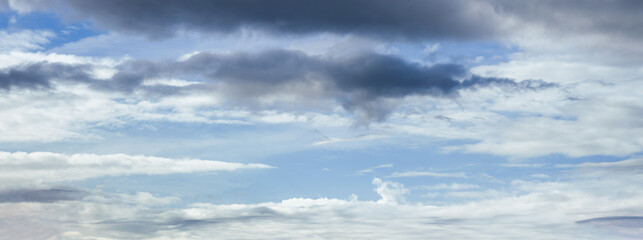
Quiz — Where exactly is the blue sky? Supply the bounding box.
[0,1,642,239]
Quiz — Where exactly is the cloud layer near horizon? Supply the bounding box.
[2,157,643,239]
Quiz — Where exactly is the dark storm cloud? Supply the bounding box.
[58,0,501,40]
[0,188,87,203]
[0,50,555,123]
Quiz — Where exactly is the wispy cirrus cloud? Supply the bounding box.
[388,171,468,178]
[0,151,272,187]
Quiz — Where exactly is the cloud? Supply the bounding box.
[0,188,87,203]
[0,151,273,187]
[355,163,393,174]
[3,161,642,240]
[416,183,480,191]
[492,0,643,41]
[577,158,643,169]
[372,178,408,204]
[119,50,556,123]
[388,171,468,178]
[577,216,643,238]
[0,30,55,52]
[384,73,643,158]
[572,158,643,178]
[0,61,92,90]
[0,49,554,125]
[45,0,505,40]
[12,1,643,58]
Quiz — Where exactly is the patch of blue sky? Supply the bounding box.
[0,12,12,29]
[64,142,542,205]
[71,170,274,207]
[1,10,102,50]
[386,40,518,68]
[490,110,576,120]
[529,154,627,167]
[18,115,615,206]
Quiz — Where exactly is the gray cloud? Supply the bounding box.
[179,50,467,99]
[0,188,87,203]
[174,50,556,122]
[96,206,284,236]
[0,63,91,90]
[12,0,642,45]
[577,216,643,225]
[492,0,643,40]
[460,76,557,91]
[56,0,502,40]
[577,216,643,237]
[0,50,555,123]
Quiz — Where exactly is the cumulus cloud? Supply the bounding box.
[0,151,272,187]
[372,177,408,204]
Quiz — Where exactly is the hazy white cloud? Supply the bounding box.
[355,163,393,174]
[0,30,54,52]
[417,183,481,191]
[0,151,272,187]
[388,171,468,178]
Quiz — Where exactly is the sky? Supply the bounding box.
[0,0,642,239]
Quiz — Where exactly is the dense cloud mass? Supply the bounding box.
[57,0,503,40]
[5,0,640,44]
[0,50,555,123]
